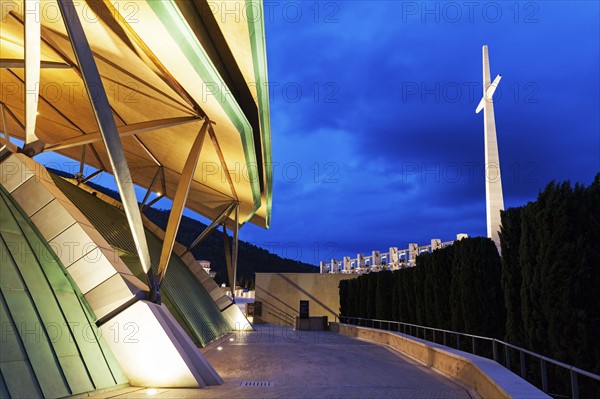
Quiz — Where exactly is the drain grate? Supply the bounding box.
[240,381,275,388]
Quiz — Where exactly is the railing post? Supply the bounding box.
[472,336,476,355]
[443,331,447,346]
[432,330,436,343]
[456,334,461,350]
[520,351,526,379]
[492,340,498,362]
[540,359,548,393]
[505,345,511,369]
[570,370,579,399]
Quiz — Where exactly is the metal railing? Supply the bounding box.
[339,316,600,399]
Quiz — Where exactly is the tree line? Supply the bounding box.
[340,175,600,395]
[339,236,505,338]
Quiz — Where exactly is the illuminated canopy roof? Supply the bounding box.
[0,0,272,228]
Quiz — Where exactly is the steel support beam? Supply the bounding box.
[157,120,210,282]
[76,144,86,180]
[0,104,19,153]
[141,193,164,211]
[208,124,237,200]
[82,168,103,183]
[186,201,237,252]
[0,103,10,142]
[232,204,239,302]
[132,135,161,166]
[140,166,162,210]
[44,116,200,151]
[88,143,106,171]
[222,204,240,303]
[24,0,40,144]
[140,166,166,211]
[223,224,233,296]
[57,0,155,294]
[0,59,71,69]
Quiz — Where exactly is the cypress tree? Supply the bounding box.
[391,270,402,321]
[404,268,417,324]
[450,237,505,336]
[375,270,393,320]
[520,187,547,353]
[450,239,465,332]
[348,278,359,317]
[366,272,377,318]
[339,279,349,316]
[499,206,524,344]
[431,245,454,330]
[413,257,426,325]
[539,177,600,375]
[397,269,410,323]
[358,275,368,318]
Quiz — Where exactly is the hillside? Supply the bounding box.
[47,169,317,286]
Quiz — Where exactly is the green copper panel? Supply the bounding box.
[0,185,127,398]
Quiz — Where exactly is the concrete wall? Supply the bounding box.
[254,273,357,325]
[331,323,550,399]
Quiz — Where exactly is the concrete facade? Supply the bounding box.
[254,273,357,325]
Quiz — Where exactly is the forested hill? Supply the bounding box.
[47,169,318,286]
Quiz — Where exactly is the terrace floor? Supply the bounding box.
[79,324,475,399]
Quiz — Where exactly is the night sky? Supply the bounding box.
[35,1,599,266]
[238,1,600,265]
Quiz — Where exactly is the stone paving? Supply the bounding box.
[83,324,474,399]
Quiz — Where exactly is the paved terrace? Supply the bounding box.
[81,324,476,399]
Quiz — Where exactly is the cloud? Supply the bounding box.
[241,1,600,264]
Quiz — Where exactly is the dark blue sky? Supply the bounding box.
[238,1,600,265]
[34,1,599,266]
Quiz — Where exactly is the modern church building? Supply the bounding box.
[0,0,271,396]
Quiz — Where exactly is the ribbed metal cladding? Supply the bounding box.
[0,185,128,398]
[52,176,138,255]
[52,175,230,346]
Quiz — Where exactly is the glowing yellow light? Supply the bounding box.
[229,337,234,342]
[146,388,157,396]
[217,346,223,351]
[155,192,161,196]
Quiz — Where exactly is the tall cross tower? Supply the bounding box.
[476,45,505,250]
